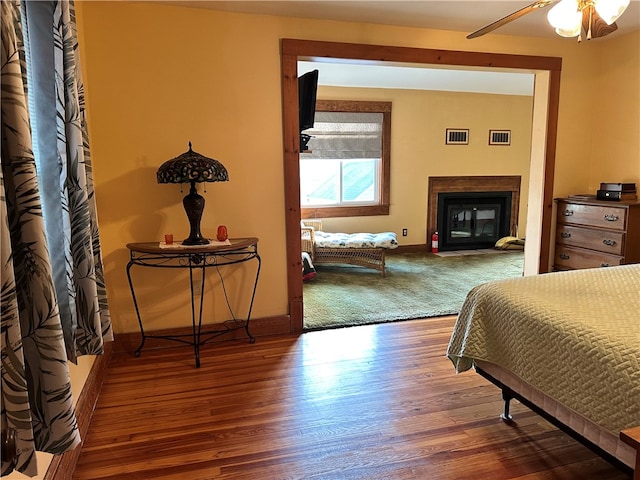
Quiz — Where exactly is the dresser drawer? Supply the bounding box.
[554,245,624,270]
[555,224,625,255]
[557,201,627,230]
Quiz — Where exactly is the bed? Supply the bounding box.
[446,264,640,473]
[300,219,398,276]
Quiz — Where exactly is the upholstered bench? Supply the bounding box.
[301,220,398,276]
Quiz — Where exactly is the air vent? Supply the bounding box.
[446,129,469,145]
[489,130,511,145]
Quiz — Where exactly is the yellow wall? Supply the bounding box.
[589,32,640,187]
[73,1,639,337]
[315,86,533,242]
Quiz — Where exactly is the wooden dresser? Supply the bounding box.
[554,197,640,271]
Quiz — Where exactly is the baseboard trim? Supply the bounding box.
[45,342,113,480]
[391,244,429,254]
[112,314,292,354]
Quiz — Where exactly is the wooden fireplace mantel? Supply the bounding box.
[427,176,521,241]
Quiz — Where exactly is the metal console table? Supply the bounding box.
[126,238,260,367]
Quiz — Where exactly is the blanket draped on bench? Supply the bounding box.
[313,231,398,249]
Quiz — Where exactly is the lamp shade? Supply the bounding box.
[547,0,582,37]
[157,142,228,184]
[594,0,630,24]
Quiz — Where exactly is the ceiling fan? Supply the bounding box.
[467,0,630,42]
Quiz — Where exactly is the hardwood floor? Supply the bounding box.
[73,317,631,480]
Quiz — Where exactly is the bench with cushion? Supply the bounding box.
[301,219,398,276]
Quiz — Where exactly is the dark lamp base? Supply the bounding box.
[182,181,210,246]
[182,236,210,246]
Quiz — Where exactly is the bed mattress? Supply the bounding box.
[447,264,640,436]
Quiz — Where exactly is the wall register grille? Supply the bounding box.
[489,130,511,145]
[446,129,469,145]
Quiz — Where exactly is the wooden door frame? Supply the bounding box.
[281,39,562,334]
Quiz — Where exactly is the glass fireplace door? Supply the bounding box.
[445,203,502,248]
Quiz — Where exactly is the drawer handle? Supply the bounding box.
[603,214,619,222]
[562,210,574,216]
[561,232,571,238]
[602,239,617,246]
[600,263,612,267]
[559,253,570,260]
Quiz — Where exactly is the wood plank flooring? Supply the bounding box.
[73,317,631,479]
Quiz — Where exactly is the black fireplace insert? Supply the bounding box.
[437,191,512,251]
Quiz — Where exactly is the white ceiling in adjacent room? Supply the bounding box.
[299,61,535,96]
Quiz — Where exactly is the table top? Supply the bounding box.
[127,237,258,255]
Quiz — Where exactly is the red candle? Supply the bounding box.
[216,225,228,241]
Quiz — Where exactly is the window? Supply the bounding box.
[300,100,391,218]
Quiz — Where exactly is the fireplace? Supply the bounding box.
[427,176,521,252]
[437,191,512,251]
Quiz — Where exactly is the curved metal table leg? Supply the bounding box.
[244,253,261,344]
[127,260,146,357]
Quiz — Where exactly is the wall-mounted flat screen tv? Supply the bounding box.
[298,69,319,151]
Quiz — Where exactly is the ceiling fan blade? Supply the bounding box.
[582,6,618,39]
[467,0,557,39]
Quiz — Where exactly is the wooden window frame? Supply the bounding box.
[301,99,391,219]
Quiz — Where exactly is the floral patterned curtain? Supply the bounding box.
[1,0,112,476]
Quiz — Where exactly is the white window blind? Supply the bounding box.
[304,112,383,159]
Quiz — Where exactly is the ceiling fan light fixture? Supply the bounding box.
[594,0,630,24]
[467,0,625,41]
[555,24,582,36]
[547,0,582,34]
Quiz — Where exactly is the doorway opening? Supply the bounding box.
[282,39,562,333]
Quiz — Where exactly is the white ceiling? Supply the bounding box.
[151,1,639,94]
[165,1,640,39]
